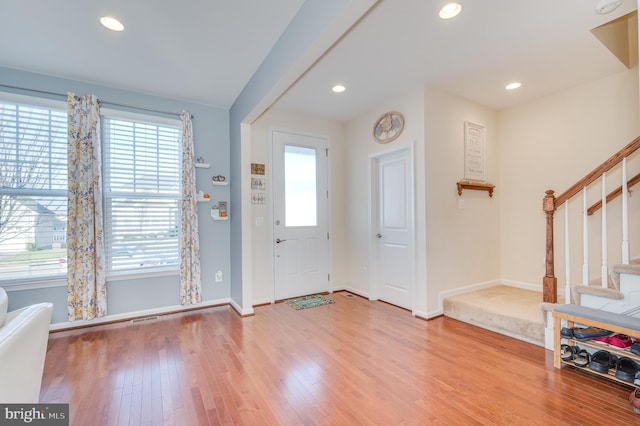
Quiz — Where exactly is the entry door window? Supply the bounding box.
[284,145,317,227]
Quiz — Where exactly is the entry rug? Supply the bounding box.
[285,294,335,310]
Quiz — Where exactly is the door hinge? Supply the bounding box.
[327,232,329,240]
[325,148,329,157]
[328,273,330,281]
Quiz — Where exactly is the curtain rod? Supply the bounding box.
[0,83,192,118]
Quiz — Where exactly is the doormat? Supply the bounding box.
[285,294,335,310]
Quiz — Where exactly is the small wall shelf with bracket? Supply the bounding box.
[194,163,210,169]
[457,180,495,197]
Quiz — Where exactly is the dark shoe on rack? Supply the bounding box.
[589,350,614,374]
[634,371,640,387]
[631,342,640,356]
[561,344,579,361]
[573,349,590,368]
[616,357,639,383]
[572,327,613,341]
[561,327,574,339]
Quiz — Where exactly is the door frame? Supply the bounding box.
[368,143,415,309]
[269,127,332,301]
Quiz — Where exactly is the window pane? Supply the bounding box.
[0,100,68,281]
[103,116,181,272]
[284,145,317,227]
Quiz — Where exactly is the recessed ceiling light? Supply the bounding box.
[100,16,125,32]
[439,3,462,19]
[595,0,623,14]
[505,82,522,90]
[332,85,346,93]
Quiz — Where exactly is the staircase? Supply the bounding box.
[541,135,640,349]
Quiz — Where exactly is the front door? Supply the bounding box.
[371,146,414,309]
[272,130,329,300]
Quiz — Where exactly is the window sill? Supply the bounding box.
[1,267,179,291]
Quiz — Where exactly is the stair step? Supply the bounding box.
[443,285,544,347]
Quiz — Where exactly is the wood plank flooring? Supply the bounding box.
[40,292,639,425]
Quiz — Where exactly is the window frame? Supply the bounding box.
[0,95,183,290]
[100,108,183,279]
[0,93,69,290]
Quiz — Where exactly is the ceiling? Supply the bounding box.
[0,0,637,123]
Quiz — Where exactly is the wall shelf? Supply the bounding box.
[195,163,210,169]
[457,179,495,197]
[212,181,229,186]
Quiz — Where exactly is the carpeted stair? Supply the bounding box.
[443,285,545,347]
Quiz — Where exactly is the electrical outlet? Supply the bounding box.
[215,270,223,282]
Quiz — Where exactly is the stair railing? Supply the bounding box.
[543,136,640,303]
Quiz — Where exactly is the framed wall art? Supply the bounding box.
[463,121,486,181]
[373,111,404,144]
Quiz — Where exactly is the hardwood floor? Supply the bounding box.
[41,292,639,425]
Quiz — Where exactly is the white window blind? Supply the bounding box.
[0,100,68,281]
[102,116,181,272]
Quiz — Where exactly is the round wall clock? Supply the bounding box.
[373,111,404,144]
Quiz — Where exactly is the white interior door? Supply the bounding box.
[272,130,329,300]
[371,147,414,309]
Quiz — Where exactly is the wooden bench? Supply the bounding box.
[553,304,640,385]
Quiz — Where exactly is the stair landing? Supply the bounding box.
[443,285,545,347]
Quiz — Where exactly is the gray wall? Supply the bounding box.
[0,67,230,324]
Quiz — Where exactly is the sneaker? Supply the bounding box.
[609,334,633,348]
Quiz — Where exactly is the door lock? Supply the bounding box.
[376,233,383,239]
[275,238,286,244]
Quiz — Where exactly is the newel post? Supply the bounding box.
[543,190,557,303]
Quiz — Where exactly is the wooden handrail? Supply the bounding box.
[542,135,640,304]
[587,172,640,215]
[554,135,640,207]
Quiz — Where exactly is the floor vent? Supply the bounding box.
[342,293,356,298]
[131,316,158,324]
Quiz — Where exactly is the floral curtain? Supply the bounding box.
[180,112,202,305]
[67,93,107,321]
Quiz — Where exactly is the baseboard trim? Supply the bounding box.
[230,298,255,317]
[50,298,231,331]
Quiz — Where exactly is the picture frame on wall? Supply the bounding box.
[464,121,486,181]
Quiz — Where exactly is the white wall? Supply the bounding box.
[423,86,501,314]
[249,109,347,304]
[344,88,427,314]
[499,67,640,289]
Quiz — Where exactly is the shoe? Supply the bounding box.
[631,342,640,356]
[573,349,590,368]
[572,327,613,341]
[615,357,638,383]
[561,344,579,361]
[592,335,611,345]
[609,334,633,349]
[634,371,640,387]
[589,350,614,373]
[630,388,640,414]
[561,327,574,339]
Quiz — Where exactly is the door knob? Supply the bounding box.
[275,238,286,244]
[376,233,383,239]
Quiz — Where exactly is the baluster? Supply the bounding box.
[582,186,589,286]
[622,157,629,264]
[564,203,570,304]
[601,172,608,288]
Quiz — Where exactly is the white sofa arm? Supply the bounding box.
[0,303,53,403]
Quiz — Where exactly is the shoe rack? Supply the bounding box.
[560,337,640,387]
[553,309,640,388]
